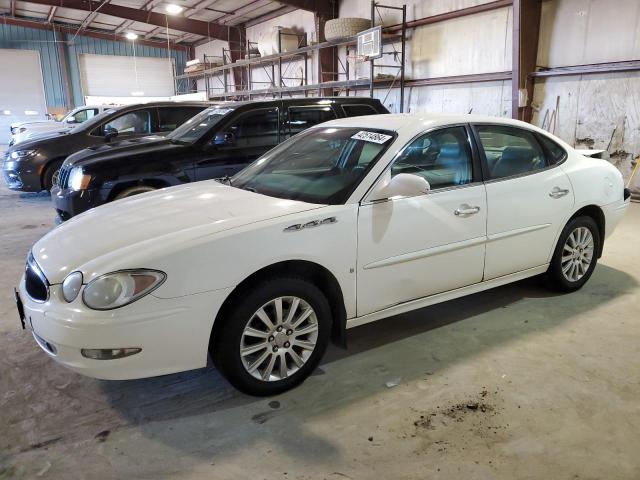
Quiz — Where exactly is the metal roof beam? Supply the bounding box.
[22,0,235,40]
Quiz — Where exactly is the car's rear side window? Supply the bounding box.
[157,106,203,132]
[476,125,547,180]
[342,104,378,116]
[537,133,567,164]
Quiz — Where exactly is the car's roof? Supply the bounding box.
[319,113,546,136]
[209,97,380,109]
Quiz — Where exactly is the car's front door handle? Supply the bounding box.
[549,187,570,198]
[454,204,481,216]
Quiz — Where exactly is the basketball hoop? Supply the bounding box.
[346,54,369,64]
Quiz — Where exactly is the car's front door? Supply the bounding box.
[357,125,487,316]
[282,105,338,140]
[473,124,574,280]
[195,107,280,180]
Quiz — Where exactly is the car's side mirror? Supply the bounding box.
[66,116,77,124]
[104,126,118,142]
[368,172,430,201]
[213,131,236,147]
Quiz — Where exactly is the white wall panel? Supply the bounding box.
[0,49,47,144]
[79,54,174,97]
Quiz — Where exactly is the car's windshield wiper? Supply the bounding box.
[218,175,232,186]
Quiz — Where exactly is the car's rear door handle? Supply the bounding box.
[549,187,570,198]
[454,204,481,216]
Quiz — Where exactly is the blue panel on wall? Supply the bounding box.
[0,23,189,110]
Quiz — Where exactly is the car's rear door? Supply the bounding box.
[473,124,574,280]
[356,125,487,316]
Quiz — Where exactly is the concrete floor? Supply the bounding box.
[1,179,640,480]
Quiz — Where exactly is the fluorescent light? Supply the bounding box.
[165,3,183,14]
[3,110,11,115]
[24,110,39,115]
[125,32,138,40]
[131,91,145,96]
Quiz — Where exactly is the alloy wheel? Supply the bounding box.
[240,296,319,381]
[561,226,594,282]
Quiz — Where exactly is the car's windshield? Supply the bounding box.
[167,106,234,143]
[231,126,395,205]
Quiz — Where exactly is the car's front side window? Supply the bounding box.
[100,110,152,136]
[231,127,395,204]
[225,108,280,149]
[390,126,474,190]
[476,125,547,179]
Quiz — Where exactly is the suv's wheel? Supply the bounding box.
[547,216,600,292]
[43,160,63,191]
[212,277,332,396]
[114,185,156,200]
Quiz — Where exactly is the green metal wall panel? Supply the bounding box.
[0,23,189,110]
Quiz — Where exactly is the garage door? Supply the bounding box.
[79,53,175,98]
[0,49,47,145]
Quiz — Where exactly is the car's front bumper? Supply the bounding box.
[51,185,106,220]
[2,157,42,191]
[18,275,232,380]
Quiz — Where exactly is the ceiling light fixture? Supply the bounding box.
[125,32,138,40]
[165,4,183,14]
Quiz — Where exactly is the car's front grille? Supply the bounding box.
[56,164,72,189]
[25,253,49,302]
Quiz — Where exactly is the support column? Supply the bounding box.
[228,26,247,92]
[316,8,338,96]
[512,0,541,122]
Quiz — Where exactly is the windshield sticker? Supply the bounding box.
[351,131,392,144]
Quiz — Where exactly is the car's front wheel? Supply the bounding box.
[114,185,156,199]
[211,277,332,396]
[547,215,600,292]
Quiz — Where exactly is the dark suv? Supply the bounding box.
[52,97,388,219]
[2,102,210,192]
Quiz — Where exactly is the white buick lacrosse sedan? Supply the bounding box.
[17,114,630,395]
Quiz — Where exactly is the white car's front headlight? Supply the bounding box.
[82,270,166,310]
[10,149,37,160]
[68,167,92,191]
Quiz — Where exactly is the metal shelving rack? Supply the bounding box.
[175,1,407,104]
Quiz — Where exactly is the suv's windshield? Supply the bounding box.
[168,106,234,143]
[231,126,395,204]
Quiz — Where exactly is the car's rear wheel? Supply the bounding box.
[114,185,156,200]
[211,277,332,396]
[547,216,600,292]
[43,160,63,192]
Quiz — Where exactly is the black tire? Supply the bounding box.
[114,185,156,200]
[42,160,63,191]
[547,215,600,292]
[211,277,332,396]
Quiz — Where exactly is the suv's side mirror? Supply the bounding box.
[104,126,118,142]
[213,131,236,147]
[368,172,430,201]
[65,115,77,124]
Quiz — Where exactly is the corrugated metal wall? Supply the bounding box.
[0,23,189,110]
[0,24,66,108]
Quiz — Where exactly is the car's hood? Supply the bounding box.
[11,120,55,129]
[24,123,70,134]
[32,181,324,283]
[9,129,72,151]
[65,136,176,166]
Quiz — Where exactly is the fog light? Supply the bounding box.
[81,347,141,360]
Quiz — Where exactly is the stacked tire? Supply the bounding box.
[324,18,371,40]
